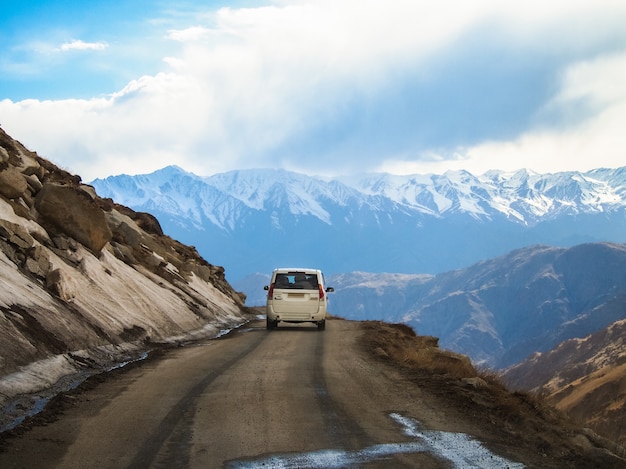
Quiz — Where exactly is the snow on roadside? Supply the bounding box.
[0,198,249,432]
[0,342,147,433]
[227,413,524,468]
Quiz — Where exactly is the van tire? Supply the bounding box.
[317,320,326,331]
[267,318,277,330]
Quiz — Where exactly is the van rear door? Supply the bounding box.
[271,271,320,316]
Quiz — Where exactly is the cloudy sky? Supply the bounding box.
[1,1,625,181]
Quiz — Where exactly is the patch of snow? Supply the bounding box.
[0,341,149,433]
[1,198,247,431]
[227,413,524,468]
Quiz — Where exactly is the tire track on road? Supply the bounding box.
[312,331,374,451]
[128,329,268,469]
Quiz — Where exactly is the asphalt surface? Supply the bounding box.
[0,319,522,468]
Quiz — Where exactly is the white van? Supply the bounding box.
[263,268,334,330]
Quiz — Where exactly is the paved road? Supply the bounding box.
[0,320,523,468]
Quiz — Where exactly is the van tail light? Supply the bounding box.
[318,284,325,300]
[268,283,275,298]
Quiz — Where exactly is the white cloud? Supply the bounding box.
[1,1,626,180]
[58,39,108,52]
[166,26,211,42]
[549,52,626,112]
[380,51,626,175]
[490,52,626,173]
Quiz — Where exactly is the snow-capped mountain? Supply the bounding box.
[91,166,626,280]
[339,167,625,221]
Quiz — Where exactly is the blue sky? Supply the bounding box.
[1,1,625,181]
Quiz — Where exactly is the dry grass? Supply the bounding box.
[356,320,626,467]
[359,320,557,417]
[359,320,477,379]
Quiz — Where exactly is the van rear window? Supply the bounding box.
[274,272,319,289]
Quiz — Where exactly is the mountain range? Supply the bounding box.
[90,165,626,282]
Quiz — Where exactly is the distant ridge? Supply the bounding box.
[92,166,626,280]
[326,242,626,368]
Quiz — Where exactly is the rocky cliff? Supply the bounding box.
[0,127,249,430]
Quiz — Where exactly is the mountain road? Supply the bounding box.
[0,319,527,468]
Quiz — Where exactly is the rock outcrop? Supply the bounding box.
[35,183,112,255]
[0,127,249,428]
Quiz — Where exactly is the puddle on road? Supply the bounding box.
[226,413,524,468]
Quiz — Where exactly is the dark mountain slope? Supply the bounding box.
[329,243,626,368]
[503,318,626,447]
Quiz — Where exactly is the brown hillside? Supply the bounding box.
[503,319,626,448]
[360,320,626,467]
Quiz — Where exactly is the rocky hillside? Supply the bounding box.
[503,318,626,448]
[0,128,250,430]
[326,243,626,368]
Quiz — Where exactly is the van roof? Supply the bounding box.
[273,267,322,274]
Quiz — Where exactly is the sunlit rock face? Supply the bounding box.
[0,127,249,410]
[35,183,113,255]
